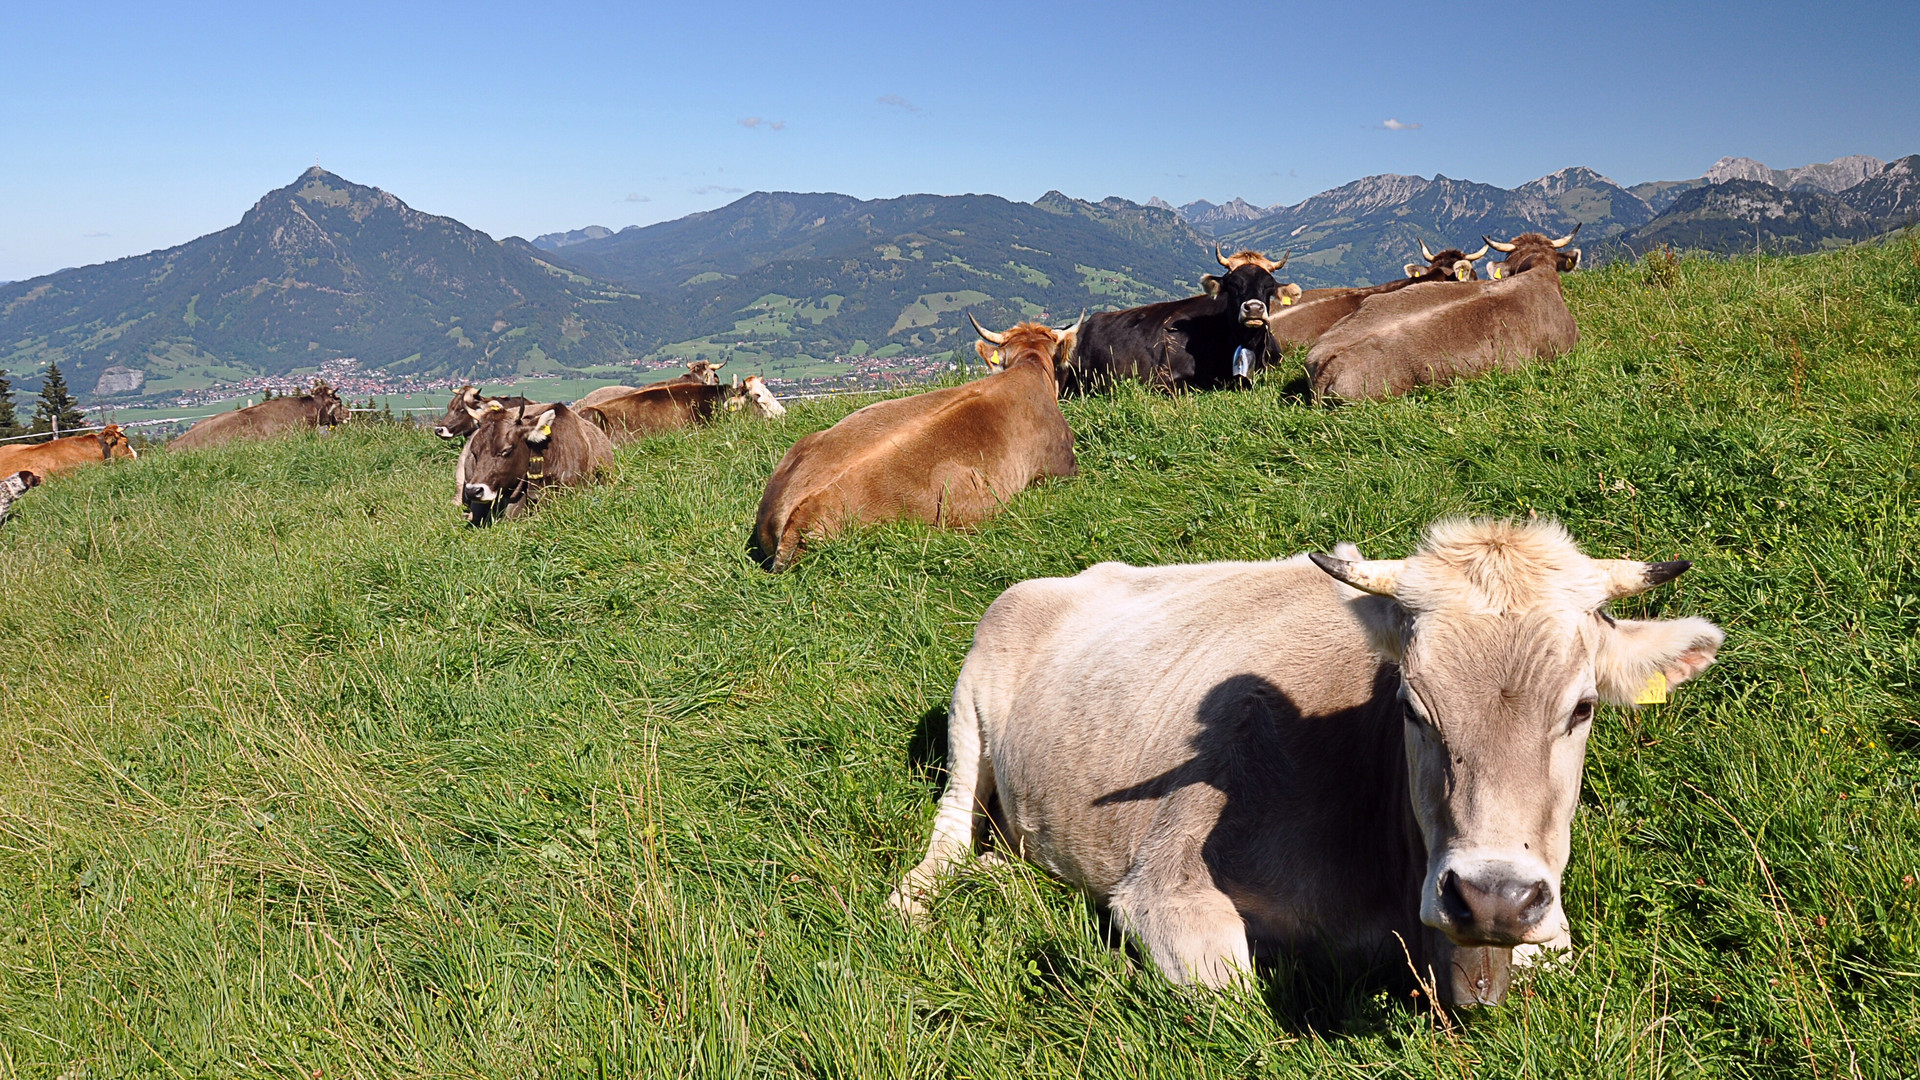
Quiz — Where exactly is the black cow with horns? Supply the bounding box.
[1061,246,1299,393]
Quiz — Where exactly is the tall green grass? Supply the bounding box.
[1,239,1918,1077]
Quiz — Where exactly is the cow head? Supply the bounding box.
[970,314,1081,390]
[433,386,490,439]
[1484,226,1582,278]
[309,381,349,427]
[1202,261,1291,328]
[1406,240,1491,282]
[96,424,137,461]
[1311,518,1722,952]
[685,360,725,385]
[461,403,563,526]
[727,374,787,418]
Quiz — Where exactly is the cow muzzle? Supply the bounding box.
[1425,857,1558,947]
[1239,299,1269,326]
[434,425,459,439]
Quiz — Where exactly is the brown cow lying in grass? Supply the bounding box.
[0,425,137,478]
[169,382,349,450]
[1264,240,1490,350]
[574,361,728,412]
[582,376,786,444]
[432,387,538,440]
[458,403,612,526]
[751,316,1077,571]
[1304,229,1581,401]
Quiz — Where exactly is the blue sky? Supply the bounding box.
[2,0,1915,281]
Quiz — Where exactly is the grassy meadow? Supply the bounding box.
[2,239,1919,1077]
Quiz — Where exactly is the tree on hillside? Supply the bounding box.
[0,369,18,438]
[30,364,87,440]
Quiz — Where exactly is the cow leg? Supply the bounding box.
[1108,788,1252,989]
[890,675,996,919]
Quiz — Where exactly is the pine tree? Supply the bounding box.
[0,369,18,437]
[31,363,87,439]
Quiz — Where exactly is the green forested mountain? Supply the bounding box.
[0,168,674,398]
[540,190,1218,364]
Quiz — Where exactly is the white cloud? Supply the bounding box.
[877,94,919,112]
[739,117,787,131]
[1380,118,1421,131]
[691,184,745,195]
[83,231,110,238]
[624,193,650,203]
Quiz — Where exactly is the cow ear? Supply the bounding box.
[1404,263,1423,278]
[1594,616,1723,707]
[975,341,1001,368]
[1562,248,1582,270]
[527,408,557,445]
[1201,275,1223,297]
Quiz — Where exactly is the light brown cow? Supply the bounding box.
[1303,230,1580,401]
[726,374,787,419]
[458,403,613,526]
[579,381,732,444]
[1264,241,1490,351]
[169,382,349,450]
[751,318,1078,571]
[894,518,1722,1007]
[574,361,727,412]
[0,425,137,477]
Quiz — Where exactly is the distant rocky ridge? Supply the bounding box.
[4,154,1915,403]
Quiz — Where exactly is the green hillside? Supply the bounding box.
[0,168,678,394]
[546,190,1219,367]
[1,240,1918,1075]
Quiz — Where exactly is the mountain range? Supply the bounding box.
[4,154,1915,403]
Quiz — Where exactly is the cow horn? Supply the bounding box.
[1215,243,1232,269]
[1596,558,1691,600]
[1484,235,1517,253]
[1551,223,1582,248]
[1273,250,1289,271]
[1419,239,1436,261]
[1308,553,1404,597]
[1464,243,1490,261]
[968,312,1007,346]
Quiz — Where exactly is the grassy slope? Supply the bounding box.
[2,241,1918,1077]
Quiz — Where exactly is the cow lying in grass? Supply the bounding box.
[894,517,1722,1008]
[170,382,349,449]
[0,425,137,478]
[1264,240,1490,351]
[1305,229,1580,401]
[432,387,538,440]
[574,361,728,413]
[458,403,612,526]
[751,317,1077,571]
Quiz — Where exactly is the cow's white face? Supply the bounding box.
[1315,520,1724,949]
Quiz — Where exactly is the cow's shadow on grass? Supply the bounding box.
[898,691,1458,1039]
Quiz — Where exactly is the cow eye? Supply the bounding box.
[1567,699,1595,731]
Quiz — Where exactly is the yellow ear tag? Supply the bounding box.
[1280,295,1294,305]
[1633,671,1668,705]
[488,401,503,411]
[1492,266,1503,280]
[990,350,1002,365]
[537,423,552,439]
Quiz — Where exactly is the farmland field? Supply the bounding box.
[2,240,1918,1077]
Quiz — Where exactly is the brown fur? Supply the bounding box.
[169,383,348,450]
[0,425,137,477]
[458,403,613,525]
[432,387,538,439]
[1305,254,1578,401]
[752,323,1077,571]
[580,381,730,444]
[1265,246,1485,350]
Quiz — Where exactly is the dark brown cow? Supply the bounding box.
[458,403,613,526]
[1304,229,1581,401]
[578,381,731,445]
[0,425,137,478]
[1064,248,1295,392]
[751,318,1078,571]
[169,382,349,450]
[1264,241,1490,350]
[432,387,538,440]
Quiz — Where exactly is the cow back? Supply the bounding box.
[170,395,336,450]
[1306,272,1578,401]
[582,382,726,444]
[752,362,1074,569]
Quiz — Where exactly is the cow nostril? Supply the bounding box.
[1439,870,1475,927]
[1512,879,1551,921]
